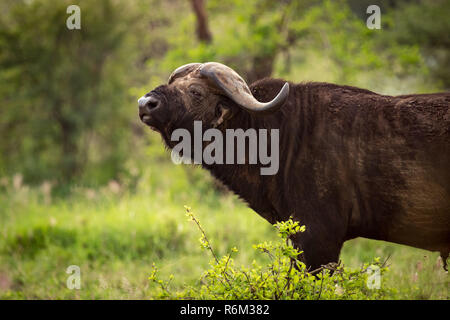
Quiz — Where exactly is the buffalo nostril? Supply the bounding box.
[147,97,160,110]
[138,96,160,110]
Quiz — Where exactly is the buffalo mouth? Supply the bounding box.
[139,113,155,127]
[138,114,172,145]
[138,111,160,132]
[141,114,152,123]
[138,94,163,130]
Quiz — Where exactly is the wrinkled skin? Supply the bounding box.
[139,68,450,271]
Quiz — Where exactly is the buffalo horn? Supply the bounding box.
[199,62,289,113]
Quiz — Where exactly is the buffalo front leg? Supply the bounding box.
[291,230,344,273]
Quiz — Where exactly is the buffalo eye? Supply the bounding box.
[188,87,203,99]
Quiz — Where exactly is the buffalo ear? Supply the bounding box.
[213,103,234,128]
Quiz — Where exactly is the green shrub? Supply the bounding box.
[148,206,394,300]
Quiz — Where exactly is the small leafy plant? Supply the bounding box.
[148,206,394,299]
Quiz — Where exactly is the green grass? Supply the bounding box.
[0,155,448,299]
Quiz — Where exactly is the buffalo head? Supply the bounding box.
[138,62,289,146]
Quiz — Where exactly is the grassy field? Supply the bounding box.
[0,151,448,300]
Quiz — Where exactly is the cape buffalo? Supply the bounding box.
[138,62,450,271]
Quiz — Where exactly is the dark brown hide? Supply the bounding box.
[140,73,450,271]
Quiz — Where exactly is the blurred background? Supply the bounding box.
[0,0,448,299]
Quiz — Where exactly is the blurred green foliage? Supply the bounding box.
[0,0,149,184]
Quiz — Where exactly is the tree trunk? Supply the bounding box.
[52,104,79,182]
[246,54,276,84]
[190,0,212,43]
